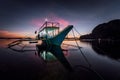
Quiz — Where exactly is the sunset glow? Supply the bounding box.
[0,0,120,38]
[0,30,25,38]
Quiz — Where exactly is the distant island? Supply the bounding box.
[80,19,120,40]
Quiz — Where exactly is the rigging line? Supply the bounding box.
[73,27,82,36]
[72,29,104,80]
[72,29,91,68]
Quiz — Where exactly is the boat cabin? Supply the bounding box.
[36,21,60,40]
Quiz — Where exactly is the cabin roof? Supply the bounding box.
[38,21,60,33]
[39,26,59,32]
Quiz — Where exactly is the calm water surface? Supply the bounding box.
[0,39,120,80]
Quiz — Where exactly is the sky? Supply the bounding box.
[0,0,120,38]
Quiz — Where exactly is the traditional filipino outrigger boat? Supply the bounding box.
[35,21,73,46]
[7,21,104,78]
[7,21,73,71]
[8,21,73,49]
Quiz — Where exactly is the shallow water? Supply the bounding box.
[0,39,120,80]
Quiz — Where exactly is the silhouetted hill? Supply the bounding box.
[80,19,120,40]
[91,41,120,60]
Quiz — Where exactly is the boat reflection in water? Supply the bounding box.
[91,40,120,60]
[36,43,73,71]
[35,42,105,80]
[7,40,106,80]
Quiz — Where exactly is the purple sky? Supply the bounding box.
[0,0,120,37]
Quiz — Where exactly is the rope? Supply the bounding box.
[72,29,91,67]
[71,29,104,80]
[73,27,82,36]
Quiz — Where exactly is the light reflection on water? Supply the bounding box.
[0,39,17,47]
[0,39,120,80]
[63,40,120,80]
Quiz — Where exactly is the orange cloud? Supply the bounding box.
[0,30,25,38]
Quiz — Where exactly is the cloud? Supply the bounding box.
[31,13,70,28]
[31,18,45,27]
[0,30,25,38]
